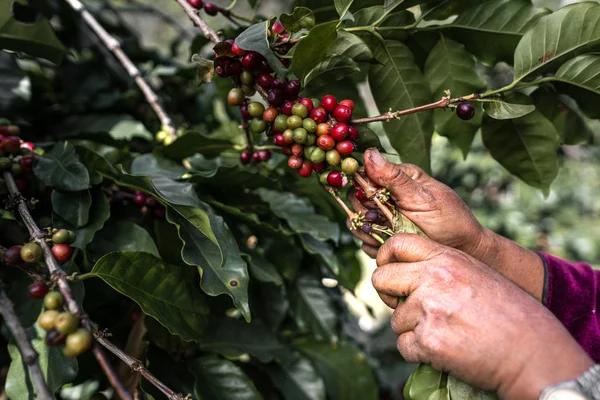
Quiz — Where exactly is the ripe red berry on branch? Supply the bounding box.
[187,0,203,8]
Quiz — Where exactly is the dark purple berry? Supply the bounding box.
[267,89,284,107]
[361,224,373,234]
[257,150,271,162]
[203,2,219,15]
[365,210,381,223]
[284,79,300,99]
[456,102,475,121]
[240,150,252,164]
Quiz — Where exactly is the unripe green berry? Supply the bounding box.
[55,312,80,334]
[292,103,308,118]
[52,229,70,244]
[304,146,316,159]
[342,157,360,175]
[311,98,321,108]
[240,71,254,86]
[21,242,42,263]
[0,157,11,171]
[306,134,316,146]
[155,131,167,142]
[309,147,326,164]
[250,118,267,133]
[319,172,329,185]
[292,128,308,144]
[44,291,64,310]
[242,85,256,96]
[287,115,303,130]
[274,115,288,132]
[64,328,92,357]
[247,102,265,118]
[303,118,317,133]
[38,310,59,330]
[326,149,341,166]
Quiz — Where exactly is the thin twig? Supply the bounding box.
[350,94,478,125]
[0,281,53,400]
[95,334,189,400]
[64,0,177,140]
[174,0,220,43]
[2,171,133,400]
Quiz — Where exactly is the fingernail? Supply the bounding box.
[368,148,386,168]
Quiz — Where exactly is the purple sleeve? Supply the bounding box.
[538,252,600,362]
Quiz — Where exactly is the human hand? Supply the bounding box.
[348,149,488,259]
[373,233,593,399]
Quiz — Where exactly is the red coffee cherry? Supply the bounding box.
[321,95,338,113]
[355,188,369,202]
[187,0,203,8]
[28,282,49,299]
[4,245,24,265]
[348,125,359,141]
[312,162,327,173]
[333,105,353,123]
[336,140,355,156]
[310,107,327,124]
[331,123,349,142]
[327,171,344,187]
[288,155,303,169]
[274,133,286,147]
[240,150,252,164]
[298,161,313,177]
[257,74,274,89]
[339,99,355,111]
[456,102,475,121]
[299,98,314,113]
[203,2,219,15]
[257,150,272,162]
[281,101,294,116]
[272,21,285,34]
[134,191,146,206]
[231,43,246,57]
[317,135,335,151]
[52,244,72,263]
[242,53,257,71]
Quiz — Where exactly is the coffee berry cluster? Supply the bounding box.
[105,185,166,219]
[217,24,362,187]
[187,0,222,17]
[0,124,36,193]
[4,229,75,268]
[35,288,92,357]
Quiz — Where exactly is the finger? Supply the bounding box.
[346,218,380,247]
[363,149,433,204]
[396,332,421,364]
[376,233,443,267]
[371,262,423,299]
[362,244,378,259]
[390,298,419,334]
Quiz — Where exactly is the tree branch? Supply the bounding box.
[173,0,220,43]
[0,281,53,400]
[63,0,177,140]
[2,171,132,400]
[95,333,189,400]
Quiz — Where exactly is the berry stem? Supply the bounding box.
[64,0,177,141]
[353,172,396,224]
[0,280,53,400]
[0,244,47,281]
[174,0,220,43]
[3,171,133,400]
[350,94,479,125]
[95,332,190,400]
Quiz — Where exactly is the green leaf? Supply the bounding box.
[368,40,433,172]
[347,7,415,43]
[514,2,600,82]
[481,93,560,193]
[291,274,338,343]
[0,1,68,63]
[166,205,251,321]
[440,0,549,65]
[235,21,287,78]
[55,114,153,141]
[161,130,235,160]
[482,101,536,120]
[70,188,111,249]
[88,221,160,258]
[190,356,262,400]
[543,54,600,119]
[334,0,354,19]
[6,325,78,400]
[254,188,340,243]
[51,190,91,228]
[427,388,450,400]
[355,125,383,151]
[33,142,90,191]
[327,31,373,62]
[421,0,485,21]
[130,153,188,180]
[530,87,592,145]
[292,22,338,85]
[304,55,360,88]
[248,255,283,285]
[447,375,499,400]
[198,318,292,362]
[405,365,443,400]
[85,251,209,341]
[294,339,378,400]
[424,36,486,156]
[267,356,327,400]
[280,7,316,33]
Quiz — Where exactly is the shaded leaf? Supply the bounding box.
[161,130,237,160]
[70,188,110,249]
[280,7,316,33]
[327,31,373,62]
[481,93,559,193]
[248,255,283,285]
[424,36,486,155]
[267,356,327,400]
[191,356,262,400]
[334,0,354,19]
[304,55,360,88]
[294,339,378,400]
[199,318,292,362]
[88,221,160,258]
[191,54,214,86]
[291,274,338,343]
[166,205,251,321]
[483,101,536,120]
[355,125,383,151]
[447,375,499,400]
[85,251,209,341]
[405,364,443,400]
[0,1,68,63]
[33,142,90,191]
[51,190,91,228]
[55,114,153,141]
[255,188,340,243]
[6,325,77,400]
[530,87,592,145]
[130,153,187,180]
[427,388,450,400]
[368,40,433,172]
[514,2,600,82]
[291,22,338,85]
[235,21,287,78]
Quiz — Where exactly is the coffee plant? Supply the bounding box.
[0,0,599,399]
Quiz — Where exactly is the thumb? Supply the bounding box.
[376,233,443,267]
[364,149,428,201]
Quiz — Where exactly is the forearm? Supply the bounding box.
[468,228,545,302]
